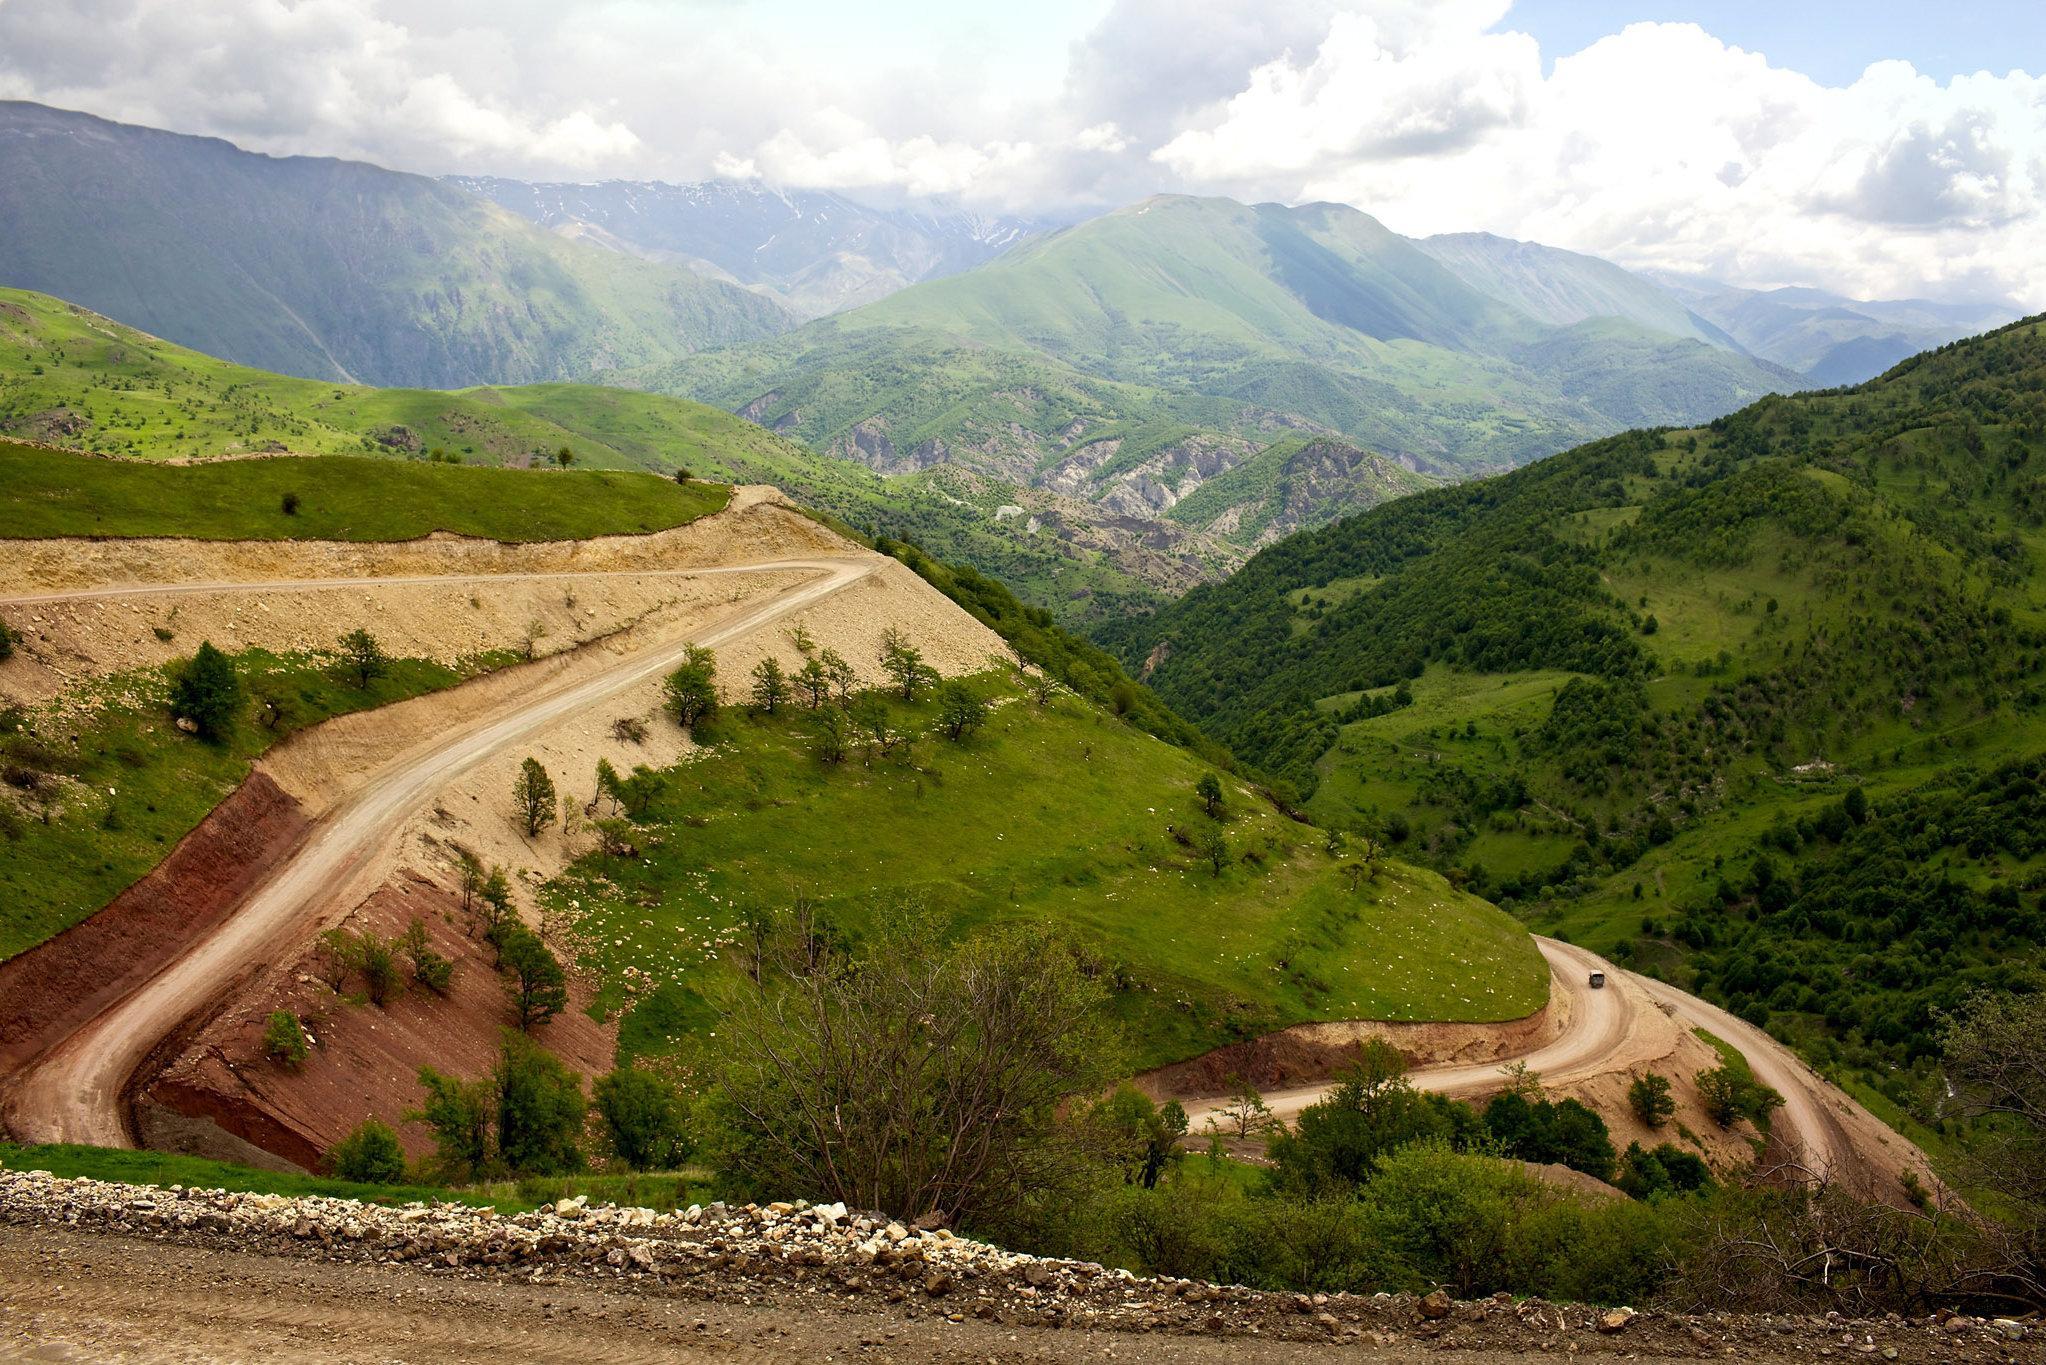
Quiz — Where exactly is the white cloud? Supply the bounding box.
[0,0,2039,303]
[1154,15,2046,305]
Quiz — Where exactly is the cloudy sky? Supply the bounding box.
[2,0,2042,305]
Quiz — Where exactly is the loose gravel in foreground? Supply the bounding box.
[1,1167,2039,1362]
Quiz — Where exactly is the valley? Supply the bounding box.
[1113,317,2046,1125]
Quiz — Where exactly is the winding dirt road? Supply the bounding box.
[1178,938,1927,1194]
[2,555,876,1149]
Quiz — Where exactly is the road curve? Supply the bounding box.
[3,556,876,1148]
[0,563,803,609]
[1177,937,1911,1190]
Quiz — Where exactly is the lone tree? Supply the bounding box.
[478,866,516,963]
[354,929,403,1007]
[936,679,988,740]
[1198,827,1230,877]
[878,628,930,701]
[1214,1074,1276,1140]
[1196,772,1224,819]
[1628,1072,1676,1129]
[750,657,790,714]
[339,627,389,689]
[554,445,575,468]
[172,641,243,740]
[501,925,568,1031]
[513,758,558,839]
[399,916,454,995]
[664,646,719,733]
[280,490,301,516]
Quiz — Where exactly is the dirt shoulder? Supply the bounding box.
[3,1170,2036,1364]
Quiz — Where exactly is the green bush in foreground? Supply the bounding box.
[412,1032,586,1182]
[261,1011,307,1068]
[328,1119,407,1184]
[593,1067,691,1171]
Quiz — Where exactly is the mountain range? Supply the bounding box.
[1645,272,2016,386]
[0,99,2018,613]
[449,175,1047,319]
[627,196,1801,561]
[0,102,793,388]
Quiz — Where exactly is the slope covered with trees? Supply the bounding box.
[1109,317,2046,1109]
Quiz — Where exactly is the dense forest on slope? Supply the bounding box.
[1107,318,2046,1107]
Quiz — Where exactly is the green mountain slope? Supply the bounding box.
[1415,232,1734,350]
[0,286,1174,623]
[635,195,1793,530]
[1649,274,2016,385]
[556,672,1546,1069]
[0,102,791,388]
[1107,317,2046,1106]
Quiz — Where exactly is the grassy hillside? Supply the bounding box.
[548,671,1547,1070]
[0,286,1167,625]
[1110,317,2046,1107]
[633,195,1792,551]
[0,101,790,388]
[0,443,729,542]
[0,645,515,961]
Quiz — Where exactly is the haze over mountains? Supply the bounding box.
[450,175,1048,319]
[0,101,793,388]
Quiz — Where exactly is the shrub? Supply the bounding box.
[0,615,14,662]
[280,490,300,516]
[354,930,402,1007]
[329,1117,407,1184]
[412,1068,494,1181]
[262,1010,308,1067]
[593,1066,690,1170]
[713,911,1111,1231]
[1616,1141,1713,1200]
[171,642,243,740]
[611,716,649,744]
